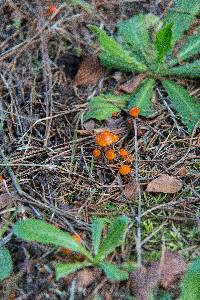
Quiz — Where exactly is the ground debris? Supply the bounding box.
[146,174,183,193]
[75,56,104,86]
[129,251,186,300]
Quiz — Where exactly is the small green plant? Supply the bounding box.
[85,0,200,132]
[13,216,130,281]
[0,217,14,282]
[179,256,200,300]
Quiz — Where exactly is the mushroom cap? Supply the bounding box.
[119,164,131,175]
[105,149,116,160]
[95,131,119,147]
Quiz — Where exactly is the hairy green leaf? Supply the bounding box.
[100,262,128,281]
[180,257,200,300]
[162,59,200,77]
[84,93,129,121]
[55,261,92,280]
[117,14,159,65]
[89,25,147,72]
[177,30,200,61]
[92,217,108,256]
[163,0,200,47]
[13,219,93,261]
[0,247,13,281]
[155,24,173,63]
[95,216,130,262]
[162,80,200,132]
[127,79,155,117]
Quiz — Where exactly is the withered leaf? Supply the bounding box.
[124,179,138,200]
[129,251,186,300]
[74,56,103,86]
[146,174,183,193]
[116,74,147,94]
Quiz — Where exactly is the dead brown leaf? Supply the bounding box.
[129,251,186,300]
[116,74,146,94]
[74,56,104,86]
[146,174,183,193]
[124,179,138,200]
[159,251,186,289]
[76,269,95,288]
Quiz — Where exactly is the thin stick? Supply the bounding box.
[133,118,142,267]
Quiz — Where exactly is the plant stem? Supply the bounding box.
[133,118,142,267]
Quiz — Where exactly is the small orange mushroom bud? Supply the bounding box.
[48,4,58,15]
[119,164,131,175]
[92,148,101,158]
[105,149,116,161]
[129,106,140,118]
[95,131,119,147]
[119,148,128,158]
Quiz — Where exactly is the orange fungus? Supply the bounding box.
[95,131,119,147]
[48,4,58,14]
[105,149,116,161]
[119,148,128,158]
[129,106,140,118]
[92,148,101,158]
[119,164,131,175]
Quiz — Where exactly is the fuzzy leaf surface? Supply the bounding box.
[180,257,200,300]
[177,30,200,61]
[127,78,155,117]
[55,261,92,280]
[89,25,147,72]
[92,217,108,256]
[162,59,200,77]
[100,262,129,281]
[163,0,200,47]
[0,247,13,281]
[13,219,93,261]
[162,80,200,132]
[95,216,130,261]
[155,24,173,63]
[84,93,129,121]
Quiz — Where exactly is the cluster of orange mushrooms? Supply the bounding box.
[92,107,140,175]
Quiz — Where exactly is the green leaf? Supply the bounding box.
[0,247,13,281]
[89,25,147,72]
[180,257,200,300]
[92,217,108,256]
[95,216,130,262]
[84,93,129,121]
[155,24,173,63]
[13,219,93,261]
[163,0,200,47]
[161,59,200,77]
[55,261,92,280]
[100,262,128,281]
[162,80,200,132]
[127,79,155,117]
[178,30,200,62]
[117,14,159,66]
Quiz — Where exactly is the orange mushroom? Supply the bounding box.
[129,106,140,118]
[48,4,58,15]
[92,148,101,158]
[119,164,131,176]
[105,149,116,161]
[95,131,119,147]
[119,148,128,158]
